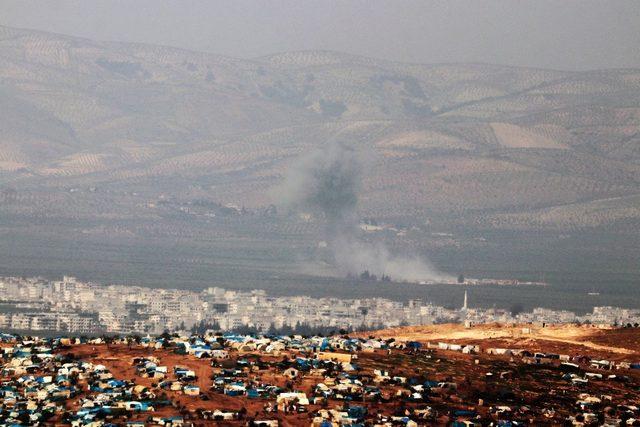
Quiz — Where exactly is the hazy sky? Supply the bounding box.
[1,0,639,70]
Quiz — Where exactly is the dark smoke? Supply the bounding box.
[273,142,451,283]
[276,142,360,229]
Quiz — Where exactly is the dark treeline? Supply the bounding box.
[190,320,387,337]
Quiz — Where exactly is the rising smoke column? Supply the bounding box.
[276,142,360,230]
[273,141,451,283]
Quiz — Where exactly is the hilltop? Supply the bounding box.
[357,323,640,361]
[1,325,640,425]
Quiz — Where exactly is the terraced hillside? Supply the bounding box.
[0,25,639,291]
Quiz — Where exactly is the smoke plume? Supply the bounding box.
[274,142,451,283]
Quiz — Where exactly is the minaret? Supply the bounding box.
[462,289,471,328]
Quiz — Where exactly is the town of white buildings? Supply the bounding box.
[0,276,638,335]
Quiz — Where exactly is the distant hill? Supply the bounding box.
[1,24,639,236]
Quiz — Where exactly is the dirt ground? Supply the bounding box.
[63,344,321,425]
[40,324,640,425]
[356,323,640,360]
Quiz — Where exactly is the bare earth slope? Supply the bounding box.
[359,324,640,359]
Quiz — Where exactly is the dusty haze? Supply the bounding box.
[0,5,639,310]
[1,0,639,70]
